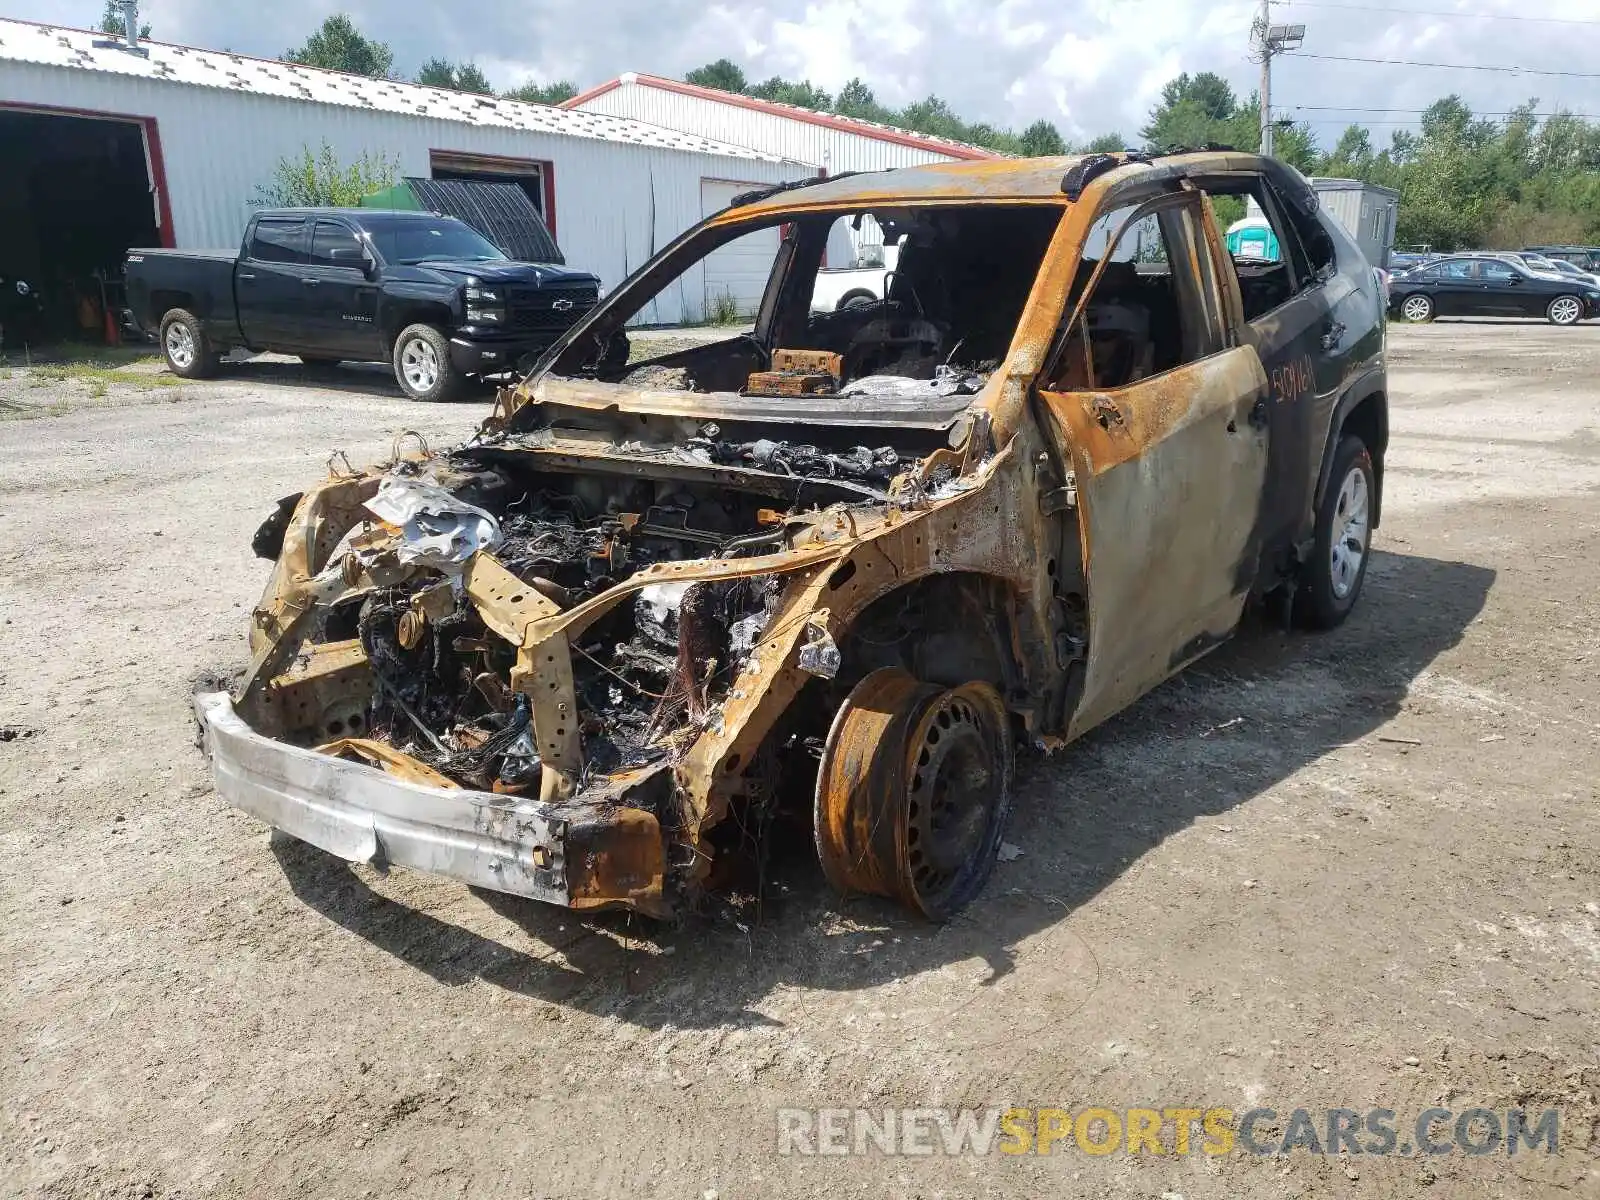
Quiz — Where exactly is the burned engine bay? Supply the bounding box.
[239,413,959,811]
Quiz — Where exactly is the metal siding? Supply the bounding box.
[0,61,804,325]
[578,83,957,172]
[1312,181,1398,268]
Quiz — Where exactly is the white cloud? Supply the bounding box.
[8,0,1600,149]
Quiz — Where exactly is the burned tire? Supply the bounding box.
[159,309,219,379]
[1297,434,1375,630]
[1547,295,1584,326]
[1398,294,1434,323]
[815,668,1013,920]
[392,324,463,402]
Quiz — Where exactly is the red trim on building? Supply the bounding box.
[561,74,998,161]
[542,160,556,240]
[141,118,177,248]
[0,100,176,247]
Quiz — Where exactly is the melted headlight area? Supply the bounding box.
[239,445,913,809]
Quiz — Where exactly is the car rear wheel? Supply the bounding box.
[1297,434,1375,630]
[392,324,463,402]
[814,668,1014,920]
[1547,295,1584,326]
[159,309,220,379]
[1399,294,1434,323]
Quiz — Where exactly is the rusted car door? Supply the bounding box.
[1036,195,1271,736]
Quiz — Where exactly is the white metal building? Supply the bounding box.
[0,18,810,325]
[563,73,996,174]
[564,73,998,281]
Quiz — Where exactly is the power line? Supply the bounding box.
[1284,51,1600,79]
[1292,106,1600,118]
[1273,1,1600,25]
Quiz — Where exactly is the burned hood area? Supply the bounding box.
[234,392,988,912]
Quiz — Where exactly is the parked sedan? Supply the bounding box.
[1389,254,1600,325]
[1539,257,1600,288]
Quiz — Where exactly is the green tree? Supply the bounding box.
[99,1,150,38]
[685,59,747,93]
[834,78,887,121]
[746,77,832,111]
[1081,132,1129,153]
[254,141,399,208]
[283,14,394,79]
[1019,119,1067,157]
[416,58,493,94]
[1324,124,1375,175]
[503,80,579,105]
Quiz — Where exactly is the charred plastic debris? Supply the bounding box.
[238,408,967,900]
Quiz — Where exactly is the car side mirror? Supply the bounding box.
[1506,274,1522,284]
[328,246,368,272]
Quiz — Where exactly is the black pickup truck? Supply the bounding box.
[125,208,601,401]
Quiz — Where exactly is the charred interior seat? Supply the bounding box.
[1054,258,1189,390]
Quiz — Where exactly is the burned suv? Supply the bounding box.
[196,152,1388,921]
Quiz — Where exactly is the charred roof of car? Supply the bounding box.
[716,150,1292,218]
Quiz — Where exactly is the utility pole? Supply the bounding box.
[1255,6,1306,160]
[1259,0,1274,158]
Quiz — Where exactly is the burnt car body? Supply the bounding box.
[195,151,1389,920]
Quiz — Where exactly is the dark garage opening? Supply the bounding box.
[0,108,160,348]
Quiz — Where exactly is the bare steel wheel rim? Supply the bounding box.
[815,670,1013,919]
[903,688,1006,912]
[1551,296,1582,325]
[1401,296,1431,322]
[400,337,439,392]
[1329,464,1370,601]
[165,322,195,369]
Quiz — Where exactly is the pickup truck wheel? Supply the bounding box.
[393,324,462,402]
[1297,434,1375,630]
[159,309,219,379]
[815,669,1014,920]
[837,289,877,310]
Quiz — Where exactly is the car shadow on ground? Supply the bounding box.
[210,354,500,401]
[272,548,1494,1030]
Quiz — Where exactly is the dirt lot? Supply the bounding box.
[2,325,1597,1199]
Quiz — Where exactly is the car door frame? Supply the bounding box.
[237,215,310,348]
[1474,258,1534,316]
[301,217,384,359]
[1429,258,1476,316]
[1186,169,1346,574]
[1033,185,1273,737]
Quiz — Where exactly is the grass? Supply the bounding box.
[707,290,744,326]
[0,342,182,420]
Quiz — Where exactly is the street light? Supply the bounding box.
[1267,24,1306,51]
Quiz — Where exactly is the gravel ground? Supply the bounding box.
[1,325,1597,1199]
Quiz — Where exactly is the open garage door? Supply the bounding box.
[700,179,779,322]
[0,107,163,348]
[429,150,552,231]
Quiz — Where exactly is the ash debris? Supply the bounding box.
[685,436,901,486]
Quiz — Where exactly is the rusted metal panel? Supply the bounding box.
[1040,346,1270,736]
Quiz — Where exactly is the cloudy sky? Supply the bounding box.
[7,1,1599,148]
